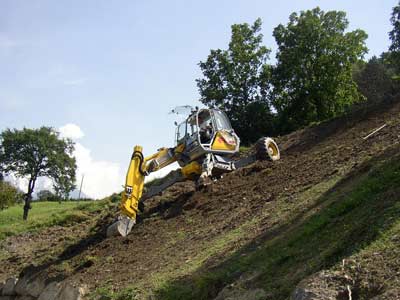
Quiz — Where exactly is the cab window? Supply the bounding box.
[187,116,198,136]
[198,110,214,144]
[197,110,212,129]
[176,122,187,144]
[213,110,232,130]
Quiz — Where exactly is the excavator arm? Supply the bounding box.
[107,144,202,237]
[119,146,147,221]
[107,145,177,236]
[106,107,281,238]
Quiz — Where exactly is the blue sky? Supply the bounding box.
[0,0,396,198]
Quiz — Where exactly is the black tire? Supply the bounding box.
[255,137,280,161]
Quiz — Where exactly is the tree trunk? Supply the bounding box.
[23,175,36,220]
[23,193,32,220]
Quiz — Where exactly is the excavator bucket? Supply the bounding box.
[106,216,136,237]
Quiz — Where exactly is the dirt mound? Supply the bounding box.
[1,100,400,299]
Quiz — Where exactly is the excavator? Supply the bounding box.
[107,107,280,237]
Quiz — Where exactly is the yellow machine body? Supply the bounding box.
[119,143,204,221]
[120,146,146,219]
[181,161,202,179]
[211,131,237,151]
[108,107,280,237]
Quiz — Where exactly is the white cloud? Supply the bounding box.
[59,123,85,139]
[6,174,28,192]
[63,124,124,199]
[5,124,124,199]
[5,123,182,200]
[73,142,123,199]
[6,174,53,195]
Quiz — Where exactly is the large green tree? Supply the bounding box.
[197,18,274,144]
[272,7,368,132]
[389,1,400,70]
[353,56,397,104]
[0,127,77,219]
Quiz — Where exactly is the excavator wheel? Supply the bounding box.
[255,137,280,161]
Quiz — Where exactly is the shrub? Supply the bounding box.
[0,181,23,210]
[37,190,59,202]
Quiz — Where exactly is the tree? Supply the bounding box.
[0,127,77,219]
[37,189,58,202]
[0,181,23,210]
[53,173,75,201]
[389,1,400,70]
[272,7,368,132]
[353,56,396,104]
[197,18,274,144]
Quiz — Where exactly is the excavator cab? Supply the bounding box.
[175,108,240,166]
[107,106,280,237]
[198,109,239,154]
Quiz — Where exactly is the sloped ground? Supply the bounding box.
[1,100,399,299]
[0,201,113,283]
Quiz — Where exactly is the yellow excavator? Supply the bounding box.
[107,107,280,237]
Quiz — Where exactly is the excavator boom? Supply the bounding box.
[106,107,280,237]
[107,145,180,237]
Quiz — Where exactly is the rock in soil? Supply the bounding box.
[15,267,48,298]
[2,278,17,296]
[292,270,351,300]
[38,282,61,300]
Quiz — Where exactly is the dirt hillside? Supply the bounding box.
[1,100,400,300]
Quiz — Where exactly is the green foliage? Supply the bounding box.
[272,7,368,132]
[353,56,399,104]
[109,193,122,203]
[36,189,59,202]
[93,286,140,300]
[0,181,23,210]
[53,173,75,201]
[0,127,77,219]
[389,1,400,70]
[197,18,274,144]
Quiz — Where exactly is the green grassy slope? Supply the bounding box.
[0,200,107,240]
[154,147,400,300]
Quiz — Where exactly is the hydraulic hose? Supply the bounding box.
[131,150,146,176]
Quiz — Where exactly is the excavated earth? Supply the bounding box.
[1,100,400,299]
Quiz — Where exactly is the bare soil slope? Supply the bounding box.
[1,100,400,299]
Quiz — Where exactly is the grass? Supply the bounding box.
[93,285,140,300]
[91,167,344,300]
[0,200,108,240]
[239,145,251,152]
[154,151,400,300]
